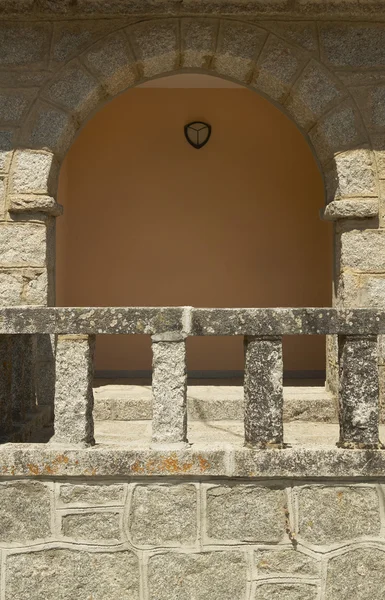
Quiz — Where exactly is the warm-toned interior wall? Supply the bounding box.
[56,84,331,373]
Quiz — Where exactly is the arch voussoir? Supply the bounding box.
[129,19,180,79]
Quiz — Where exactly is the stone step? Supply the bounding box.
[93,384,337,423]
[93,419,384,447]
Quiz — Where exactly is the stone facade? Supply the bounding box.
[0,11,383,397]
[0,479,384,599]
[1,3,385,599]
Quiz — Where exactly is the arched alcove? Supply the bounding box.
[56,73,332,377]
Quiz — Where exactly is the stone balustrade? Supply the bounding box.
[0,306,384,451]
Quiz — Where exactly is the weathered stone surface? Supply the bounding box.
[10,335,32,421]
[5,549,139,600]
[0,335,12,436]
[0,482,51,542]
[10,150,58,195]
[0,271,23,305]
[53,334,95,446]
[152,339,187,443]
[52,20,118,65]
[181,18,217,68]
[340,272,385,308]
[0,130,13,173]
[0,23,51,67]
[327,148,377,201]
[323,199,378,220]
[26,102,75,156]
[0,90,34,125]
[0,306,384,336]
[206,484,286,542]
[244,336,283,447]
[255,548,320,576]
[3,443,385,478]
[253,36,304,101]
[214,21,266,81]
[62,511,121,542]
[255,583,318,600]
[320,24,385,68]
[148,551,246,600]
[43,61,101,120]
[9,195,63,216]
[341,230,385,271]
[326,548,385,600]
[130,484,197,546]
[0,224,46,267]
[338,335,381,448]
[84,30,137,95]
[0,306,186,335]
[298,486,381,544]
[265,21,317,53]
[286,62,343,129]
[34,333,55,409]
[0,177,5,218]
[59,483,125,506]
[130,20,178,78]
[309,102,364,164]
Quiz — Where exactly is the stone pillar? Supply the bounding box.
[35,334,55,411]
[338,335,382,449]
[244,336,284,448]
[52,334,95,447]
[10,335,26,424]
[0,335,12,439]
[10,335,36,423]
[151,336,187,444]
[23,335,36,413]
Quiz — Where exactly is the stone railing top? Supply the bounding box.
[2,443,385,479]
[1,306,385,336]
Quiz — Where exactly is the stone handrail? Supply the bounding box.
[0,306,384,451]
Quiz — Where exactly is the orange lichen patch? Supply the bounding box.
[27,463,40,475]
[198,457,210,472]
[53,454,69,465]
[131,453,200,475]
[84,468,97,476]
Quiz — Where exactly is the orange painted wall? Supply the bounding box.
[56,88,332,373]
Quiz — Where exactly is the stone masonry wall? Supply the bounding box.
[1,14,385,399]
[0,478,384,599]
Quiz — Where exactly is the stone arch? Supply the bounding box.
[8,17,379,220]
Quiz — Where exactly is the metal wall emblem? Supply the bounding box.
[184,122,212,149]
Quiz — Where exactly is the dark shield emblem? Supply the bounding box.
[184,122,212,149]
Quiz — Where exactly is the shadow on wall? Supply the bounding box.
[56,79,332,373]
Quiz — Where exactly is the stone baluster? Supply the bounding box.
[338,334,383,449]
[0,335,12,440]
[244,335,284,448]
[52,334,95,447]
[151,335,187,444]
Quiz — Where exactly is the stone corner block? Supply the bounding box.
[10,150,59,196]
